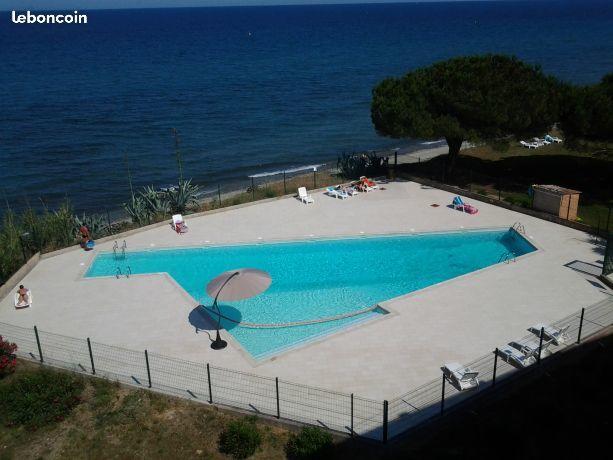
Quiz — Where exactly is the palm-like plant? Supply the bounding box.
[140,186,171,219]
[74,213,107,239]
[167,180,200,214]
[123,195,148,225]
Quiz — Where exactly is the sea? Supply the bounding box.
[1,1,612,214]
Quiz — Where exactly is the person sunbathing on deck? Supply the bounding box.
[17,285,29,304]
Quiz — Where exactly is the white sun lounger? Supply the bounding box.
[520,141,537,149]
[326,186,348,199]
[509,339,553,359]
[528,324,569,346]
[14,290,32,309]
[298,187,314,204]
[497,345,537,368]
[441,362,480,391]
[172,214,188,233]
[545,135,562,144]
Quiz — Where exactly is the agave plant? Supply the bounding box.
[74,212,108,239]
[167,180,200,214]
[123,195,149,225]
[140,186,171,219]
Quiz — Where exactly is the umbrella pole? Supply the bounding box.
[210,271,240,350]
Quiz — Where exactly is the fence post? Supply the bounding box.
[251,177,255,201]
[275,377,280,419]
[394,151,398,167]
[283,171,287,195]
[440,374,446,415]
[492,348,498,387]
[87,338,95,375]
[207,363,213,403]
[577,308,585,344]
[350,393,354,437]
[498,183,502,201]
[313,169,317,189]
[144,349,152,388]
[218,184,222,206]
[33,325,43,363]
[537,327,545,364]
[606,205,611,234]
[382,400,388,443]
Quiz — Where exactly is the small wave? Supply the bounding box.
[248,163,325,178]
[420,139,445,145]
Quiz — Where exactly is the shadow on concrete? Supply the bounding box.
[188,304,242,334]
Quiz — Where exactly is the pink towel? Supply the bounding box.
[464,204,479,214]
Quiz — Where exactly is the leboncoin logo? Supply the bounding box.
[11,10,88,24]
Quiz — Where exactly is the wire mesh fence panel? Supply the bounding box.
[37,329,92,373]
[352,395,384,441]
[276,380,351,434]
[88,340,149,387]
[0,322,40,361]
[147,352,210,401]
[208,366,277,417]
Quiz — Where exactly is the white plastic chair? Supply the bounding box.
[298,187,314,204]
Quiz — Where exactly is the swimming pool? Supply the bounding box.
[86,229,536,359]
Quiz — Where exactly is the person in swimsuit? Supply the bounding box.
[79,225,91,248]
[17,285,29,304]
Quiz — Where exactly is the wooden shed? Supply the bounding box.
[532,185,581,220]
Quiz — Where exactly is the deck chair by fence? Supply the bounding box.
[528,324,569,346]
[441,362,480,391]
[509,339,553,359]
[497,345,537,369]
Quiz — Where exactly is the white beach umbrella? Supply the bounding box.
[206,268,272,302]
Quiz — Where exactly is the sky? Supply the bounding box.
[3,0,498,12]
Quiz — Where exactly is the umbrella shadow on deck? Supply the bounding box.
[188,305,242,341]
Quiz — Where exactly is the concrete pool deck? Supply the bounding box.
[0,180,610,399]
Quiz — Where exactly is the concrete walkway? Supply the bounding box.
[0,180,609,399]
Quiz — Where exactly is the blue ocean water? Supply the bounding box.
[1,1,612,214]
[86,229,536,358]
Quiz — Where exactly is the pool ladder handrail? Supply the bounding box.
[121,240,127,258]
[112,241,119,258]
[115,266,132,279]
[498,251,516,264]
[511,222,526,235]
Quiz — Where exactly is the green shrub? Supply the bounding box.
[264,189,277,198]
[0,369,83,429]
[504,195,531,208]
[337,152,386,179]
[218,417,262,459]
[285,426,333,460]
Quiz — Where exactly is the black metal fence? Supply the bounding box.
[1,298,611,442]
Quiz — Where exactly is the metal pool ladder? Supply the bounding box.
[511,222,526,234]
[112,240,128,260]
[498,251,516,264]
[115,266,132,279]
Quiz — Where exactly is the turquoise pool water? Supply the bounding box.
[86,229,536,359]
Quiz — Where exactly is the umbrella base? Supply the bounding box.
[211,338,228,350]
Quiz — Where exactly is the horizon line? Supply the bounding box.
[0,1,537,14]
